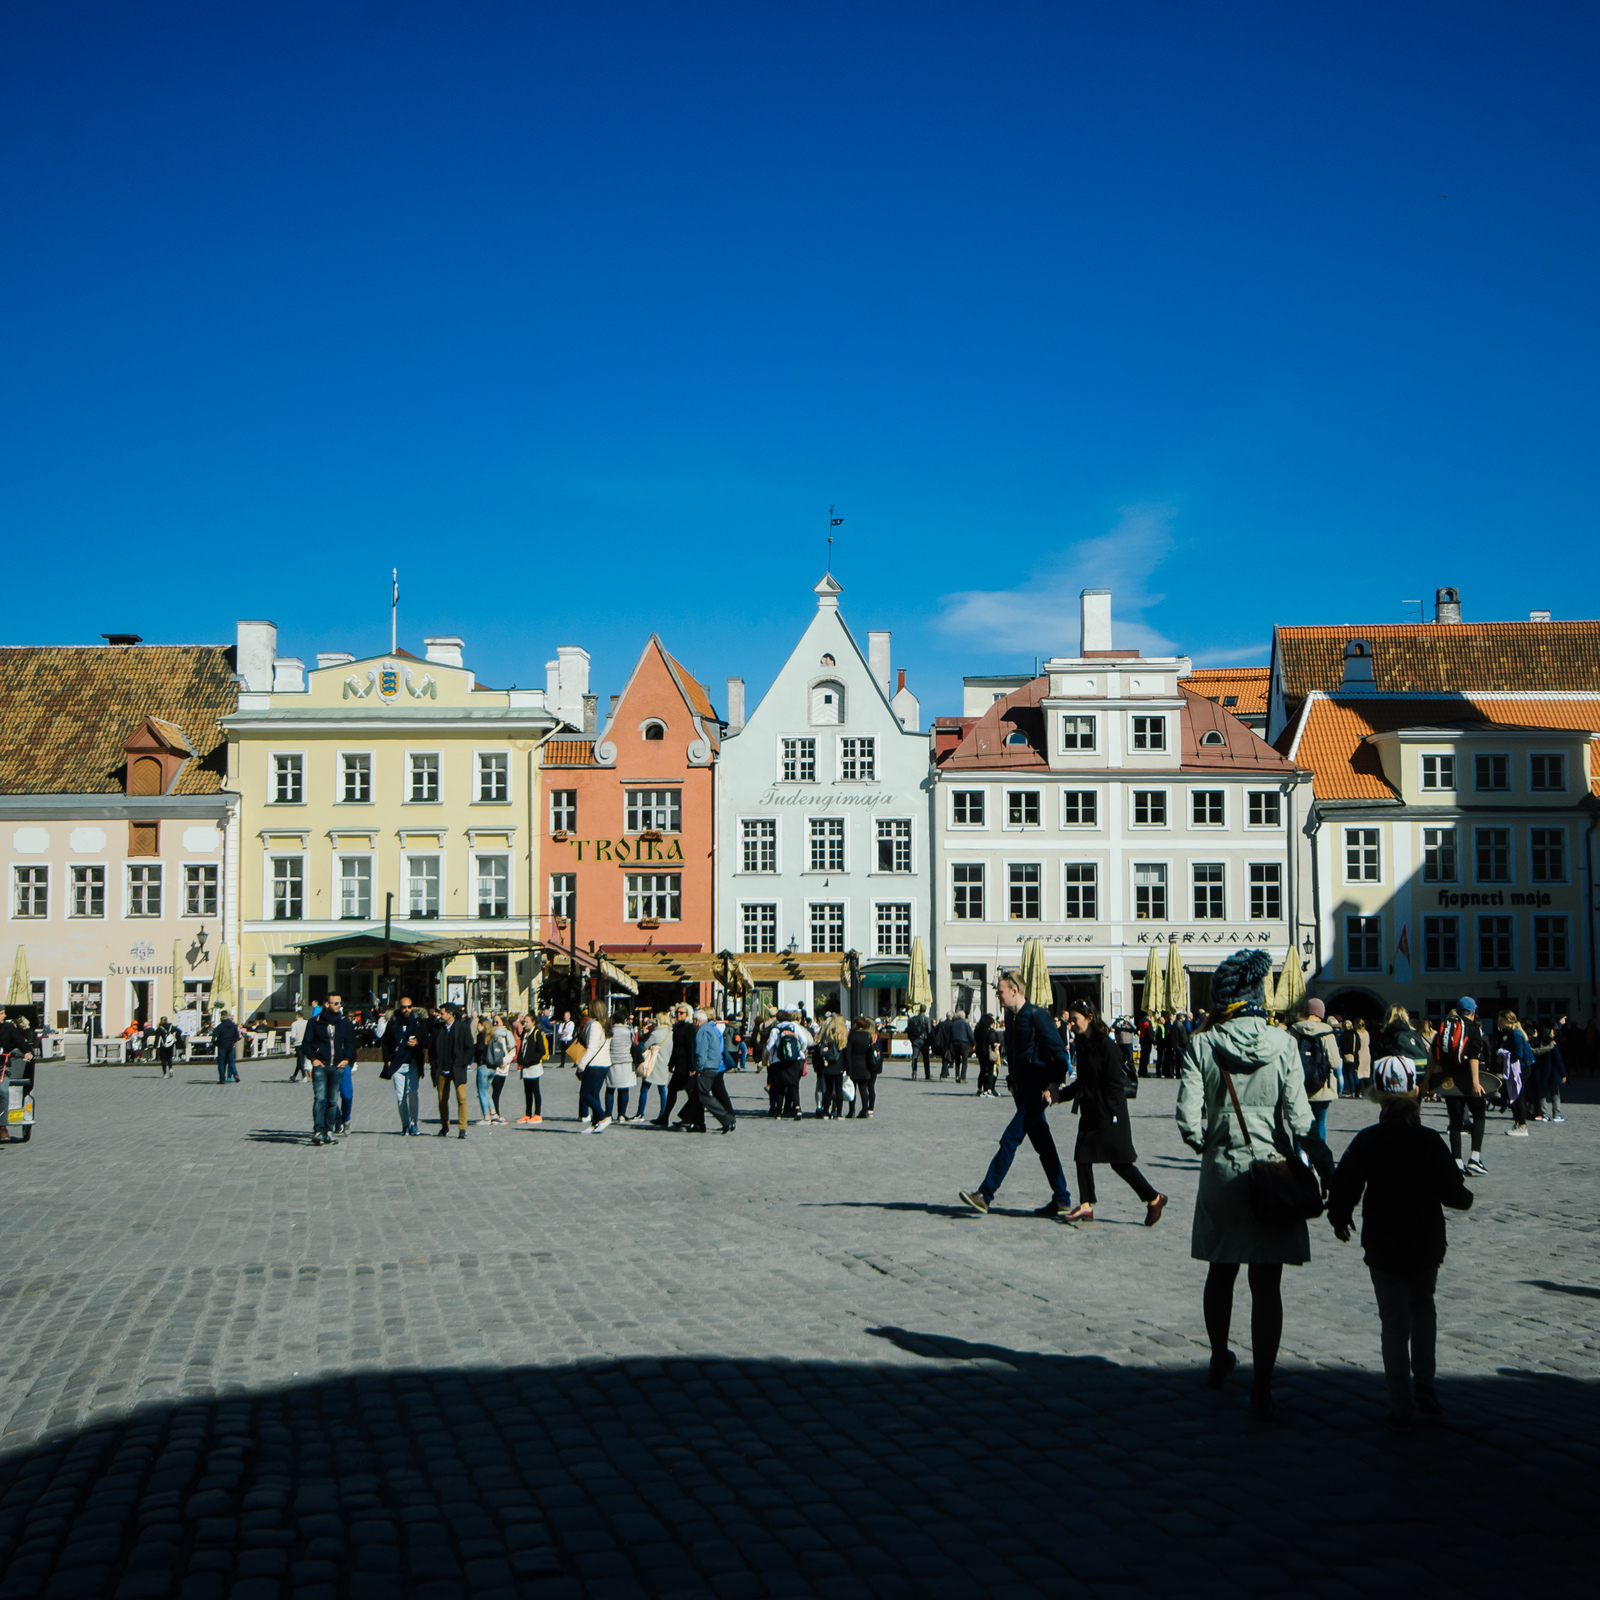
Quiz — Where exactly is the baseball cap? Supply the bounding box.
[1371,1056,1417,1096]
[1458,996,1477,1013]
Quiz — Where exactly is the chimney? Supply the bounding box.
[868,632,892,699]
[582,694,598,735]
[608,694,621,719]
[272,657,306,692]
[1434,587,1461,625]
[424,636,464,668]
[1341,638,1374,688]
[1080,589,1113,654]
[316,652,354,671]
[897,668,906,694]
[1529,610,1551,623]
[236,621,277,692]
[546,646,591,729]
[726,676,745,734]
[101,633,142,646]
[892,673,920,733]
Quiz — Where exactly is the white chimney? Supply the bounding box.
[726,676,745,734]
[272,657,305,692]
[1530,610,1551,623]
[424,636,464,669]
[236,621,277,692]
[316,652,354,671]
[1080,590,1113,654]
[1341,638,1375,688]
[868,632,892,699]
[892,669,920,733]
[546,646,590,729]
[1434,587,1461,625]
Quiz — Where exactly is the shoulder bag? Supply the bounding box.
[1219,1065,1324,1226]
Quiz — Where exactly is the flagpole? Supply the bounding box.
[391,568,398,654]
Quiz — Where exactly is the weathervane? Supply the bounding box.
[828,506,843,572]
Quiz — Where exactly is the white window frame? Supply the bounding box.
[1130,714,1167,752]
[740,901,779,954]
[808,815,846,874]
[1006,860,1043,922]
[337,749,374,806]
[549,789,578,832]
[838,735,877,783]
[1190,789,1226,829]
[69,862,107,920]
[270,751,305,806]
[1529,826,1568,884]
[67,978,104,1030]
[549,872,576,919]
[1059,714,1097,753]
[806,899,846,953]
[873,900,913,958]
[12,864,49,920]
[1132,861,1168,921]
[739,816,778,874]
[1060,789,1098,828]
[1248,862,1282,920]
[475,749,512,805]
[625,872,682,923]
[126,862,163,919]
[267,853,306,923]
[1246,790,1282,828]
[1344,827,1382,884]
[1473,826,1513,886]
[625,789,683,833]
[404,852,443,920]
[406,750,443,805]
[779,736,818,784]
[1475,913,1516,975]
[1529,752,1568,794]
[1192,862,1226,920]
[1131,790,1168,828]
[874,817,913,874]
[183,861,221,920]
[475,852,512,920]
[336,853,374,921]
[1420,753,1456,792]
[949,788,988,829]
[1061,861,1097,920]
[1003,789,1043,830]
[950,862,986,922]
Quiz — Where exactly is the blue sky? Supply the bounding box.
[3,2,1595,718]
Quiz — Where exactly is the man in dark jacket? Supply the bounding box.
[945,1011,974,1083]
[303,994,355,1146]
[382,997,424,1135]
[433,1002,474,1138]
[959,973,1073,1217]
[906,1007,932,1080]
[212,1010,241,1084]
[1328,1059,1473,1429]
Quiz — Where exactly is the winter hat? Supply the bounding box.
[1209,948,1273,1013]
[1305,997,1327,1019]
[1370,1056,1417,1096]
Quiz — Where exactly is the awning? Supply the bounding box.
[861,967,909,989]
[293,925,538,962]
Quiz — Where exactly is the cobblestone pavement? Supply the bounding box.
[0,1058,1595,1599]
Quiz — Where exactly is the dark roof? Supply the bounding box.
[0,644,236,794]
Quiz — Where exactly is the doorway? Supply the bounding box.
[131,980,151,1027]
[1049,974,1102,1017]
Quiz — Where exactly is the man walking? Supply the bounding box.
[958,971,1073,1217]
[304,994,354,1146]
[433,1001,474,1138]
[693,1008,737,1134]
[946,1010,974,1083]
[907,1006,932,1080]
[382,996,423,1135]
[213,1009,241,1084]
[288,1009,308,1082]
[1433,997,1489,1175]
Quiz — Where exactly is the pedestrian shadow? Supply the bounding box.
[1522,1279,1600,1300]
[801,1200,1055,1220]
[244,1129,310,1144]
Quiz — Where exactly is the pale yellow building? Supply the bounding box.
[222,624,585,1020]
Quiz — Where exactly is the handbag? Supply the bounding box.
[565,1038,588,1067]
[1219,1066,1324,1226]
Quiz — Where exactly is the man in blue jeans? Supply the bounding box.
[694,1008,737,1134]
[959,971,1072,1216]
[212,1010,241,1083]
[304,993,355,1147]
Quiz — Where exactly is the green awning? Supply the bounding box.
[861,967,910,989]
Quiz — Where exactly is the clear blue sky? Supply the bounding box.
[3,2,1595,717]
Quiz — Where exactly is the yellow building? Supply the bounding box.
[222,624,585,1019]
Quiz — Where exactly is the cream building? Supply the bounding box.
[223,624,581,1019]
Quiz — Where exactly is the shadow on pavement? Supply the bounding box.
[1523,1279,1600,1300]
[0,1344,1594,1599]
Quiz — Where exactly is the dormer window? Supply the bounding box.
[123,716,191,797]
[1005,731,1030,747]
[1200,730,1225,747]
[642,720,666,742]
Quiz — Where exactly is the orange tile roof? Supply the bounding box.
[1185,666,1268,716]
[663,647,721,748]
[542,739,597,767]
[0,644,236,795]
[1274,621,1600,704]
[1282,693,1600,800]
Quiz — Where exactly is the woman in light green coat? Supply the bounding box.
[1177,950,1333,1420]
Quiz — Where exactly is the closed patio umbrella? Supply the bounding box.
[211,943,235,1014]
[7,946,30,1008]
[172,941,186,1014]
[906,937,932,1010]
[1165,938,1186,1012]
[1020,938,1052,1009]
[1141,945,1164,1016]
[1277,948,1306,1014]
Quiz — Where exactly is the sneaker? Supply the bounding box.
[1455,1157,1466,1172]
[958,1189,989,1214]
[529,1114,542,1124]
[593,1116,612,1133]
[1506,1126,1529,1138]
[1552,1114,1566,1123]
[516,1115,534,1125]
[1531,1114,1546,1122]
[458,1129,467,1139]
[437,1127,449,1137]
[1467,1156,1487,1175]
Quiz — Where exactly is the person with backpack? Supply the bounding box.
[1328,1056,1474,1431]
[768,1011,812,1120]
[1290,998,1342,1142]
[514,1011,551,1123]
[1431,999,1489,1175]
[473,1019,505,1124]
[815,1014,847,1118]
[1061,1000,1165,1226]
[1176,949,1335,1422]
[974,1011,1001,1097]
[907,1006,932,1080]
[152,1015,180,1079]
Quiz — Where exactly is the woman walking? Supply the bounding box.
[1176,949,1334,1421]
[473,1019,506,1124]
[846,1013,877,1117]
[974,1011,1000,1097]
[516,1013,549,1123]
[1494,1010,1535,1136]
[575,1004,611,1133]
[1061,1000,1165,1226]
[817,1014,847,1119]
[655,1004,703,1130]
[606,1009,637,1122]
[636,1012,672,1122]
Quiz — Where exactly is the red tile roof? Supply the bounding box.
[542,739,597,767]
[1185,666,1268,716]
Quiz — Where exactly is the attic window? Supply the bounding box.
[1222,696,1239,707]
[642,721,666,742]
[129,757,164,796]
[821,654,835,665]
[1005,730,1030,747]
[129,821,159,856]
[1200,730,1226,746]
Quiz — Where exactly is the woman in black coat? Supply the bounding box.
[653,1004,704,1130]
[845,1014,877,1118]
[1062,1000,1165,1225]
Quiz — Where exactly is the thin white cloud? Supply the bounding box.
[936,503,1180,658]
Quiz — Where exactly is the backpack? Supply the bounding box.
[486,1036,506,1069]
[821,1037,841,1071]
[776,1029,803,1065]
[1297,1030,1331,1094]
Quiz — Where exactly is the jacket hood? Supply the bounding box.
[1209,1014,1281,1074]
[1292,1018,1335,1039]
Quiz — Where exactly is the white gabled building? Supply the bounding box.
[930,590,1310,1020]
[716,573,926,1018]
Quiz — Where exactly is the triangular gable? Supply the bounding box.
[594,635,720,767]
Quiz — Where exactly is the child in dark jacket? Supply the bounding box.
[1328,1058,1474,1430]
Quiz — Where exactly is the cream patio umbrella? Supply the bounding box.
[905,937,932,1011]
[1019,938,1052,1008]
[1263,962,1283,1014]
[1165,937,1186,1013]
[1277,947,1306,1015]
[1140,944,1165,1016]
[211,943,235,1014]
[172,941,187,1013]
[7,945,30,1007]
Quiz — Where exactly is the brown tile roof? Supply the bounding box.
[1185,666,1268,716]
[1274,621,1600,705]
[0,645,236,795]
[542,739,597,767]
[662,646,721,749]
[1280,693,1600,801]
[941,677,1303,774]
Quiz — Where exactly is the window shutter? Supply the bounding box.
[129,756,163,795]
[129,821,159,856]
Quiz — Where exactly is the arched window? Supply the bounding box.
[1200,729,1226,747]
[641,720,666,742]
[1005,730,1030,747]
[810,681,844,726]
[129,756,163,795]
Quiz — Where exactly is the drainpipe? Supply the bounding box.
[1586,814,1598,1025]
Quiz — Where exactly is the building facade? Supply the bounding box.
[0,638,238,1033]
[223,624,566,1019]
[538,635,722,1014]
[931,592,1308,1020]
[716,574,925,1018]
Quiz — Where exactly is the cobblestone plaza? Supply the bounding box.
[0,1063,1594,1599]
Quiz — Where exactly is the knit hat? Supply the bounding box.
[1371,1055,1417,1096]
[1209,948,1273,1012]
[1305,997,1326,1019]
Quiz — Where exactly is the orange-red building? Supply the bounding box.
[539,636,723,1013]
